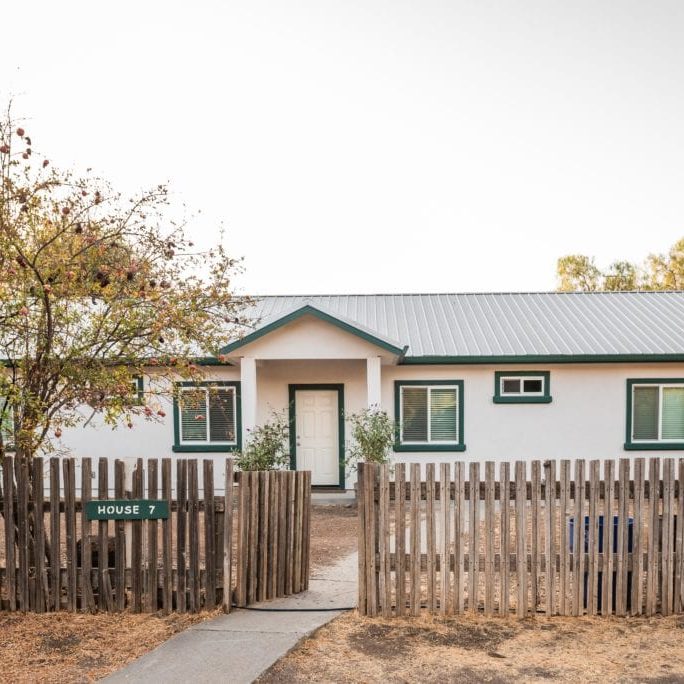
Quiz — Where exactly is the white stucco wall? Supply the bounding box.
[55,359,684,491]
[382,363,684,468]
[50,315,684,491]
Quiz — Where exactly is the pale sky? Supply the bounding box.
[3,1,683,295]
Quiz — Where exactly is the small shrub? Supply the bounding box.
[346,407,395,471]
[234,410,290,471]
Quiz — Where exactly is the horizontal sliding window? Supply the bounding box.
[395,381,464,451]
[627,380,684,449]
[493,371,551,404]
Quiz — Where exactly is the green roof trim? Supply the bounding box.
[218,305,406,356]
[400,354,684,365]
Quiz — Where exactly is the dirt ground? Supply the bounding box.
[0,505,356,683]
[260,611,684,683]
[308,504,357,571]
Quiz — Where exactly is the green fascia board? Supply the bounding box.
[394,379,465,452]
[288,383,346,489]
[624,377,684,451]
[196,357,235,366]
[401,354,684,365]
[493,370,551,404]
[218,305,406,356]
[172,380,242,452]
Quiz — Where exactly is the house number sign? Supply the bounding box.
[85,499,170,521]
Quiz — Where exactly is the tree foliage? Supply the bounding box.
[0,106,249,458]
[557,238,684,292]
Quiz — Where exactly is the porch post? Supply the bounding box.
[366,356,382,409]
[240,357,257,447]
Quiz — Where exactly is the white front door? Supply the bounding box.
[295,389,340,486]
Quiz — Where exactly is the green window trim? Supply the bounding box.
[172,381,242,453]
[394,380,465,452]
[625,378,684,451]
[132,376,144,405]
[493,371,552,404]
[0,400,15,452]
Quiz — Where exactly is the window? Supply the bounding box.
[87,376,143,407]
[0,402,14,452]
[173,382,241,452]
[625,379,684,450]
[493,371,551,404]
[394,380,465,451]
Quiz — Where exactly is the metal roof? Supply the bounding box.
[235,292,684,360]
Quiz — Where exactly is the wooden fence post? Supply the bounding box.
[49,457,60,612]
[484,461,495,617]
[147,459,159,613]
[468,462,480,614]
[3,456,16,611]
[544,460,556,616]
[223,459,234,613]
[33,457,46,613]
[515,461,527,617]
[81,458,95,613]
[499,461,510,617]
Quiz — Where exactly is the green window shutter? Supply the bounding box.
[209,389,236,443]
[181,390,208,441]
[633,386,659,440]
[430,388,458,442]
[402,387,428,442]
[662,387,684,440]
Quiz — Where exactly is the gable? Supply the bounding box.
[222,314,403,360]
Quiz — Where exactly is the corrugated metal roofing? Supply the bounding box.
[237,292,684,359]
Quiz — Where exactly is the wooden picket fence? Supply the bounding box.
[0,457,311,613]
[358,458,684,618]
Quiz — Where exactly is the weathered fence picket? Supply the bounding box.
[0,458,310,614]
[358,458,684,618]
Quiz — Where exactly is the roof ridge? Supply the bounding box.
[247,290,684,297]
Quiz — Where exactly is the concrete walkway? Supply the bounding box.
[103,551,357,684]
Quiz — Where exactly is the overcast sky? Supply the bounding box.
[3,1,683,295]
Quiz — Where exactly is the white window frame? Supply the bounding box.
[179,385,237,446]
[399,384,460,445]
[631,382,684,444]
[499,375,546,397]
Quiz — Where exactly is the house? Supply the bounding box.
[59,291,684,490]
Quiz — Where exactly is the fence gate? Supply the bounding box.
[0,457,311,613]
[357,458,684,618]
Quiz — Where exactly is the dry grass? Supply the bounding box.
[0,610,217,683]
[260,610,684,683]
[0,504,357,683]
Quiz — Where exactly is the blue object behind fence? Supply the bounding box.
[568,515,633,611]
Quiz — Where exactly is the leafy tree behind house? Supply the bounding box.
[557,237,684,292]
[0,106,249,461]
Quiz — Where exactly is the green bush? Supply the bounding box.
[234,410,290,471]
[346,407,395,471]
